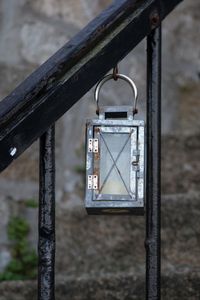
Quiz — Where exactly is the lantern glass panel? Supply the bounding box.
[99,132,131,195]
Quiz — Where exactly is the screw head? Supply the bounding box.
[9,147,17,157]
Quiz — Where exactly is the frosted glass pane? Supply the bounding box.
[100,133,130,195]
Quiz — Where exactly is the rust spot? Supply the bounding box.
[150,11,160,28]
[94,127,100,133]
[113,65,119,81]
[94,153,100,160]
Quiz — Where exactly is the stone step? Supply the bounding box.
[162,133,200,194]
[55,191,200,277]
[1,189,199,276]
[0,269,200,300]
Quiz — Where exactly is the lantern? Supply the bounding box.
[85,73,145,215]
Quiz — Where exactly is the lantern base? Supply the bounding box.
[86,206,144,215]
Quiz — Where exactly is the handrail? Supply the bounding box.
[0,0,182,171]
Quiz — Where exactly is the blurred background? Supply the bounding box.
[0,0,200,299]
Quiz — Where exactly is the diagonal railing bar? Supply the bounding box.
[0,0,183,172]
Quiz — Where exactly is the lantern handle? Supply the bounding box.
[95,73,138,115]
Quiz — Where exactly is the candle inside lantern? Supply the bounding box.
[101,179,128,194]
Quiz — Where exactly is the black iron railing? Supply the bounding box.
[146,26,161,299]
[0,0,183,299]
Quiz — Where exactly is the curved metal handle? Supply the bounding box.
[95,73,138,113]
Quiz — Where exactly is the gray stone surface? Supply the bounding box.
[20,21,68,65]
[162,0,200,133]
[55,191,200,277]
[0,0,26,66]
[0,179,38,200]
[30,0,112,28]
[0,197,11,272]
[162,133,200,194]
[0,63,35,100]
[0,250,11,273]
[1,270,200,300]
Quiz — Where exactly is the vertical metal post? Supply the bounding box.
[38,125,55,300]
[146,24,161,300]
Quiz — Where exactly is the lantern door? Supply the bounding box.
[85,120,145,214]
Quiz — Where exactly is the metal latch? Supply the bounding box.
[132,149,140,170]
[88,175,98,190]
[88,139,98,153]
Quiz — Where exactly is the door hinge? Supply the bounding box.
[88,139,98,153]
[88,175,98,190]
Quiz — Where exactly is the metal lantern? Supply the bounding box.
[85,73,145,215]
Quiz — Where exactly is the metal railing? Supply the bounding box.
[0,0,183,299]
[146,26,161,299]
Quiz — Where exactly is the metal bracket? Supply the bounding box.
[132,149,140,169]
[88,175,98,190]
[88,139,99,153]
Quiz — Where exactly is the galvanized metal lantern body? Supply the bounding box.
[85,74,145,215]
